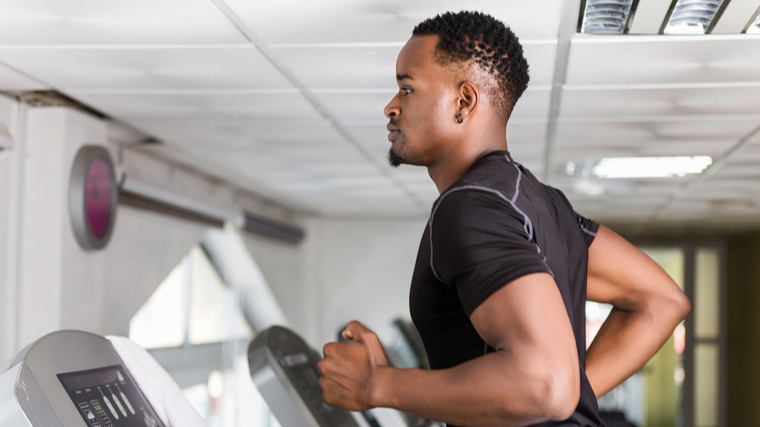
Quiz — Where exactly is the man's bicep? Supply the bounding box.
[587,226,680,309]
[469,273,576,357]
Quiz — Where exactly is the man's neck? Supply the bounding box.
[428,139,508,193]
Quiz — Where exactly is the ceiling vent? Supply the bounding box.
[579,0,759,34]
[663,0,727,34]
[580,0,637,34]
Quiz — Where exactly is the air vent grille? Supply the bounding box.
[581,0,635,34]
[664,0,725,34]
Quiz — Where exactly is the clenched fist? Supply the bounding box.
[317,321,390,411]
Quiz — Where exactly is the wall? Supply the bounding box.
[0,105,220,361]
[243,229,309,337]
[310,218,427,346]
[0,94,19,364]
[243,217,428,348]
[727,231,760,426]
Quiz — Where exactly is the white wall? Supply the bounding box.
[0,106,213,361]
[309,218,427,345]
[0,94,19,364]
[247,217,428,348]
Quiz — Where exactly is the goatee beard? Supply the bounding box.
[387,146,404,168]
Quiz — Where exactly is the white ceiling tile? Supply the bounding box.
[0,0,246,45]
[555,119,760,149]
[73,93,319,121]
[511,87,551,119]
[314,86,549,123]
[508,140,545,161]
[316,91,395,122]
[566,36,760,85]
[554,139,738,160]
[561,85,760,118]
[271,46,399,90]
[0,61,48,90]
[507,120,547,141]
[225,0,562,45]
[0,47,291,90]
[268,39,555,91]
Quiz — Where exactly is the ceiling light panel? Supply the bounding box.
[566,38,760,85]
[591,156,713,178]
[224,0,563,45]
[710,0,760,33]
[580,0,635,34]
[0,0,246,45]
[663,0,726,34]
[0,47,292,91]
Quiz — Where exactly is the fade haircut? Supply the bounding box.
[413,11,530,123]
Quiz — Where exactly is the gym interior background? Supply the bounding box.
[1,1,760,426]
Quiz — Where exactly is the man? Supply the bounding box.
[318,11,690,427]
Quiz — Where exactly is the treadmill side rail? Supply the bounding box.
[0,363,65,427]
[0,364,27,427]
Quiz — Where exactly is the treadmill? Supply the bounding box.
[0,330,164,427]
[248,326,409,427]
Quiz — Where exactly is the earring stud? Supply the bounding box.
[456,114,463,124]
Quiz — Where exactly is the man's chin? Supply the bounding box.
[387,147,404,168]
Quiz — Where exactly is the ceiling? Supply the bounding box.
[1,0,759,231]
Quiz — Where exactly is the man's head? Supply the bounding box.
[385,11,529,168]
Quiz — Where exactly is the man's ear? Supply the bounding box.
[456,81,479,122]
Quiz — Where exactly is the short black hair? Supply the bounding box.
[413,11,530,122]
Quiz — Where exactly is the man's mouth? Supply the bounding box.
[387,123,400,142]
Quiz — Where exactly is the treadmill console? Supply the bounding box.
[58,365,160,427]
[248,326,359,427]
[0,330,164,427]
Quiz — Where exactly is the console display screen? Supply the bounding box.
[58,365,164,427]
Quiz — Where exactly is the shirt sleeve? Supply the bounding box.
[429,189,553,317]
[574,211,600,248]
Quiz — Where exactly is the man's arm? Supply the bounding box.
[318,273,580,427]
[585,226,691,397]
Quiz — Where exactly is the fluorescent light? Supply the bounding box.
[747,12,760,33]
[581,0,635,34]
[592,156,713,178]
[664,0,725,34]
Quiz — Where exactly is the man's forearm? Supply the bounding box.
[585,298,687,397]
[370,350,577,427]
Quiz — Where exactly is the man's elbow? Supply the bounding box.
[543,371,580,421]
[662,287,691,323]
[674,290,691,321]
[512,364,579,422]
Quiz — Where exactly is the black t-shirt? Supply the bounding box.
[409,151,604,427]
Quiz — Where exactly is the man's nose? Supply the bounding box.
[385,104,398,119]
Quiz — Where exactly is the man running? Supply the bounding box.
[318,11,690,427]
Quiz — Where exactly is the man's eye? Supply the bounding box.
[402,88,412,95]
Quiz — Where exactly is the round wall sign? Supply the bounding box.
[69,145,118,250]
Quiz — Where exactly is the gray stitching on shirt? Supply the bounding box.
[575,211,597,237]
[428,157,553,281]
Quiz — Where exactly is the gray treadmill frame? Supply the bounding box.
[0,330,153,427]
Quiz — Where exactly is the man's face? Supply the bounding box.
[385,36,459,167]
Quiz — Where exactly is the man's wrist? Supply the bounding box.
[370,366,396,408]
